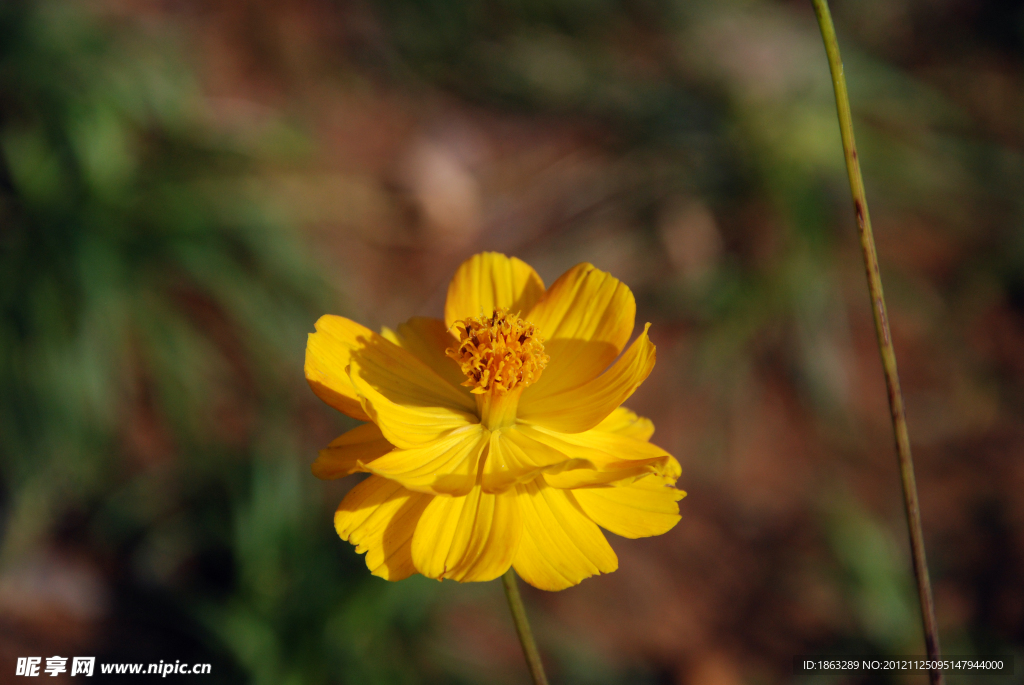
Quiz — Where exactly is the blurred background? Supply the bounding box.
[1,0,1023,683]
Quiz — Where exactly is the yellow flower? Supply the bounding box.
[306,253,685,591]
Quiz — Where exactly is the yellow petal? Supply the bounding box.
[518,324,655,434]
[444,252,546,328]
[574,475,686,539]
[312,423,393,480]
[334,475,433,581]
[384,317,472,393]
[305,315,373,421]
[364,425,487,495]
[480,427,594,493]
[411,486,523,582]
[523,263,635,399]
[512,480,617,591]
[517,424,679,489]
[347,332,478,449]
[593,407,655,441]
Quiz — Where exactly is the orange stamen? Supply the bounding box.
[446,308,549,395]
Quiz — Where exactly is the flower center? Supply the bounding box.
[446,308,549,396]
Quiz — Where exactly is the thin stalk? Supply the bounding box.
[810,2,943,683]
[502,568,550,685]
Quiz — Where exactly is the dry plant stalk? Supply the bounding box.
[810,2,944,684]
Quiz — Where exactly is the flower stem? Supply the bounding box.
[810,2,944,683]
[501,568,550,685]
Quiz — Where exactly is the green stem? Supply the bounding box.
[810,2,944,683]
[502,568,550,685]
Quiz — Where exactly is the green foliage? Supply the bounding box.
[0,0,317,516]
[0,2,438,682]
